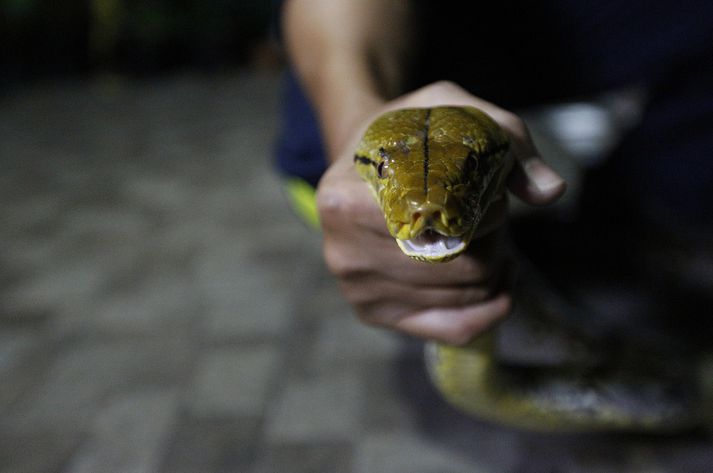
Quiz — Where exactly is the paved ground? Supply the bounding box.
[1,70,712,473]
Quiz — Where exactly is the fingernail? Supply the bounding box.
[524,159,564,192]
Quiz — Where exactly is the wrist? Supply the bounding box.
[321,87,384,160]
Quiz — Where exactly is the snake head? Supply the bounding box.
[355,107,511,262]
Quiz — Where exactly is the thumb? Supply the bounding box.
[500,117,566,205]
[508,154,567,206]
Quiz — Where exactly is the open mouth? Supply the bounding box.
[396,229,467,261]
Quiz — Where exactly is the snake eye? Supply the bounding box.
[464,151,479,175]
[377,161,386,179]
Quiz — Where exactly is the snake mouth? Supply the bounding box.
[396,229,467,262]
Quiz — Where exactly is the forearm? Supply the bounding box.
[283,0,415,158]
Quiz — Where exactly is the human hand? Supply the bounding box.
[316,81,565,345]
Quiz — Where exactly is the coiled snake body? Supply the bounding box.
[355,106,700,431]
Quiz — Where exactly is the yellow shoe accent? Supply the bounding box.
[284,178,319,229]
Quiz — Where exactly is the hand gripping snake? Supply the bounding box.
[355,106,700,432]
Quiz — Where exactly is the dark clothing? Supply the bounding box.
[274,69,326,188]
[273,0,713,230]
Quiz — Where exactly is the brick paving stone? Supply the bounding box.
[0,329,43,409]
[2,338,192,432]
[309,312,401,371]
[297,274,352,322]
[189,345,281,418]
[159,416,261,473]
[121,174,199,215]
[0,236,67,274]
[252,442,353,473]
[200,280,293,340]
[0,428,82,473]
[88,273,198,335]
[0,194,63,238]
[0,329,37,376]
[155,217,230,257]
[192,233,256,282]
[359,360,419,432]
[3,259,110,315]
[264,372,362,444]
[57,206,152,243]
[188,182,269,227]
[64,389,179,473]
[353,431,490,473]
[195,239,294,340]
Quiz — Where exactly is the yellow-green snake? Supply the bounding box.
[355,106,699,432]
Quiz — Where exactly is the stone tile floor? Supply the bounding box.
[1,70,712,473]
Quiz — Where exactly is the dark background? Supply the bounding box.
[1,0,275,85]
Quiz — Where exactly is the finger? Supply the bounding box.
[507,154,567,205]
[388,80,499,111]
[502,121,566,205]
[391,292,512,345]
[329,225,508,287]
[317,158,391,237]
[342,274,493,309]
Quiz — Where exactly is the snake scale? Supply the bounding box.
[354,106,701,432]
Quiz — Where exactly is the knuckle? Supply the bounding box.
[429,80,460,94]
[355,309,381,327]
[500,109,521,125]
[495,293,514,317]
[354,303,393,329]
[316,183,375,231]
[442,323,477,346]
[340,281,378,307]
[459,237,507,281]
[322,241,353,277]
[408,80,462,102]
[504,113,529,138]
[457,286,489,306]
[453,255,490,281]
[315,186,351,223]
[323,241,373,282]
[443,297,512,346]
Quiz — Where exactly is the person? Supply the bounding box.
[274,0,713,347]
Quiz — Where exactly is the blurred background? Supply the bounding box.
[1,0,276,81]
[1,2,712,473]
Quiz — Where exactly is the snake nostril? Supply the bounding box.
[412,212,421,223]
[432,211,441,222]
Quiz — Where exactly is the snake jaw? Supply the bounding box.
[395,228,470,262]
[389,203,474,261]
[396,233,468,262]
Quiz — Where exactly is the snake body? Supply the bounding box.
[355,106,699,431]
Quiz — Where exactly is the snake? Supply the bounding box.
[354,106,700,432]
